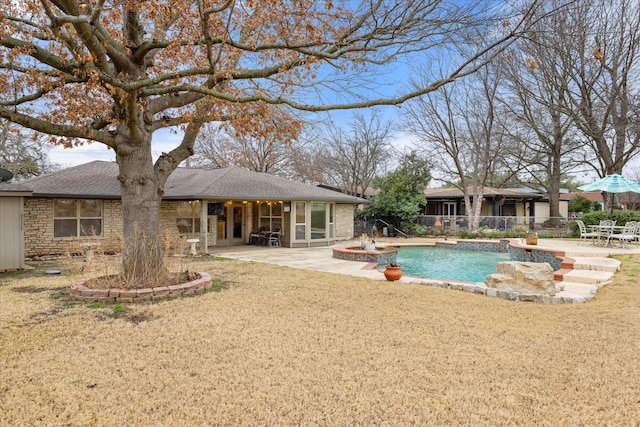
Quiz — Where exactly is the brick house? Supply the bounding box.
[3,161,366,259]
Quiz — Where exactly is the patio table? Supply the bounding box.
[589,225,628,247]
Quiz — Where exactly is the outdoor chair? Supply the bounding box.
[249,229,261,245]
[607,221,637,248]
[267,231,282,247]
[595,219,617,240]
[258,229,271,246]
[575,219,600,245]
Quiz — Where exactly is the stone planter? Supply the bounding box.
[525,236,538,245]
[69,272,212,303]
[384,265,403,282]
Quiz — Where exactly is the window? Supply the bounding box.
[295,202,306,239]
[329,203,334,238]
[258,202,282,231]
[54,199,102,237]
[311,202,326,239]
[176,201,201,233]
[293,202,335,240]
[502,203,516,216]
[443,202,456,217]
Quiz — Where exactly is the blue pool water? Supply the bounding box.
[393,246,510,283]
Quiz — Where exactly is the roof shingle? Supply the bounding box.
[20,161,367,203]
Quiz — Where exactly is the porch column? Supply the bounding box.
[492,197,500,216]
[528,199,535,231]
[200,200,208,254]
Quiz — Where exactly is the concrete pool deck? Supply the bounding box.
[208,238,639,303]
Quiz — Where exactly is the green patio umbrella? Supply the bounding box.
[577,174,640,219]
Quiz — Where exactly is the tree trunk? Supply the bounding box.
[463,187,483,231]
[116,139,169,287]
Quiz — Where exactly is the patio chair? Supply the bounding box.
[598,219,616,229]
[249,229,261,245]
[258,228,271,246]
[595,219,617,240]
[267,230,282,247]
[575,219,600,245]
[607,221,637,248]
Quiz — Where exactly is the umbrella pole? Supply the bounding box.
[610,192,615,221]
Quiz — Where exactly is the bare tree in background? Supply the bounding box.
[192,109,303,175]
[315,112,394,196]
[552,0,640,176]
[498,7,584,219]
[0,120,59,180]
[405,66,512,230]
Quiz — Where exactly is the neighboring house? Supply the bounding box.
[563,190,640,212]
[422,186,569,223]
[3,161,367,259]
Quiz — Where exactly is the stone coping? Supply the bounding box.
[70,272,212,303]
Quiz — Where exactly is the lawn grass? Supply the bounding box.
[1,252,640,425]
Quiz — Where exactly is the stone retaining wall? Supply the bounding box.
[435,239,510,252]
[508,244,563,271]
[332,246,397,265]
[70,272,212,303]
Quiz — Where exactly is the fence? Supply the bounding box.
[355,215,575,238]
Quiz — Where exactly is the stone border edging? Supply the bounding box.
[70,272,212,303]
[401,278,593,304]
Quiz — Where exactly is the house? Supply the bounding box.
[2,161,367,260]
[422,186,569,224]
[563,190,640,212]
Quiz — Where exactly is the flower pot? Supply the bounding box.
[384,265,403,281]
[525,236,538,245]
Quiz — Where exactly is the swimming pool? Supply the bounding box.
[393,246,510,283]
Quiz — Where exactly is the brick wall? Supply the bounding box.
[24,199,192,257]
[24,198,124,256]
[335,203,355,240]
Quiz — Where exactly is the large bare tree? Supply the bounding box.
[552,0,640,176]
[0,0,549,286]
[405,66,512,230]
[498,9,584,219]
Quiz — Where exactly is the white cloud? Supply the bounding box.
[48,143,115,168]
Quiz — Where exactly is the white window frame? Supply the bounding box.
[53,199,103,237]
[176,200,201,233]
[292,201,335,241]
[258,202,283,231]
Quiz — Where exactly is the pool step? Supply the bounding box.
[555,281,602,300]
[559,269,614,285]
[567,257,621,273]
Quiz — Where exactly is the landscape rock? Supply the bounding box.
[485,261,557,295]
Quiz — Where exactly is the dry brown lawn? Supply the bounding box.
[1,251,640,426]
